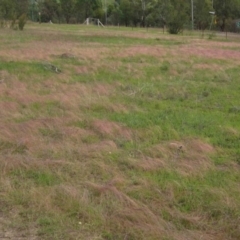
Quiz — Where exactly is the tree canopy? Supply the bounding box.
[1,0,240,33]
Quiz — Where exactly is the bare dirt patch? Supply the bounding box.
[0,216,38,240]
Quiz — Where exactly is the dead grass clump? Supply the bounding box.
[0,73,22,91]
[222,126,239,137]
[84,140,118,155]
[59,185,82,200]
[0,70,15,84]
[0,118,72,158]
[108,103,129,114]
[51,89,85,110]
[29,187,56,214]
[137,157,166,171]
[168,139,214,174]
[86,180,168,238]
[1,117,60,141]
[171,230,225,240]
[61,126,94,142]
[0,215,38,240]
[178,45,240,62]
[187,139,215,154]
[0,34,109,61]
[1,80,43,106]
[91,83,113,96]
[169,68,179,77]
[193,63,223,71]
[116,46,165,58]
[74,66,90,75]
[0,154,69,176]
[191,39,240,49]
[140,139,215,174]
[53,83,114,111]
[0,102,20,119]
[92,119,132,140]
[60,53,76,59]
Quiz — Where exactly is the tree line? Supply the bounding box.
[1,0,240,33]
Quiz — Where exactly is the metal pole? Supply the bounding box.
[191,0,194,30]
[105,0,107,25]
[32,5,33,21]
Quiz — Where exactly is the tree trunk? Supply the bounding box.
[221,18,226,32]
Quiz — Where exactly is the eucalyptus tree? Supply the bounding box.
[145,0,166,28]
[119,0,133,26]
[0,0,28,28]
[60,0,76,23]
[108,0,122,25]
[15,0,29,16]
[214,0,240,31]
[145,0,189,33]
[194,0,212,31]
[164,0,189,34]
[75,0,103,22]
[0,0,15,21]
[41,0,61,22]
[130,0,142,26]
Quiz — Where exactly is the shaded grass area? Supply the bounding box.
[0,24,240,240]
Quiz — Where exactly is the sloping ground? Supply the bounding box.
[0,24,240,239]
[0,214,37,240]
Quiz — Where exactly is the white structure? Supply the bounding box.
[84,18,104,27]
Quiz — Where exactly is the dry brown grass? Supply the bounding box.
[177,45,240,62]
[137,138,215,175]
[0,24,240,240]
[193,63,223,70]
[0,38,109,62]
[86,180,168,238]
[92,119,132,139]
[115,45,166,58]
[0,215,38,240]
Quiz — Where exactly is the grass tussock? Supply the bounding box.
[0,23,240,239]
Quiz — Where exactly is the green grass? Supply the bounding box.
[0,24,240,240]
[11,169,61,187]
[0,139,28,154]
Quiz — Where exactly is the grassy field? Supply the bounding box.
[0,23,240,240]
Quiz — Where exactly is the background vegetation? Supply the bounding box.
[1,0,240,33]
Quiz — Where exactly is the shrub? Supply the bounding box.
[18,14,27,30]
[168,21,184,34]
[165,0,188,34]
